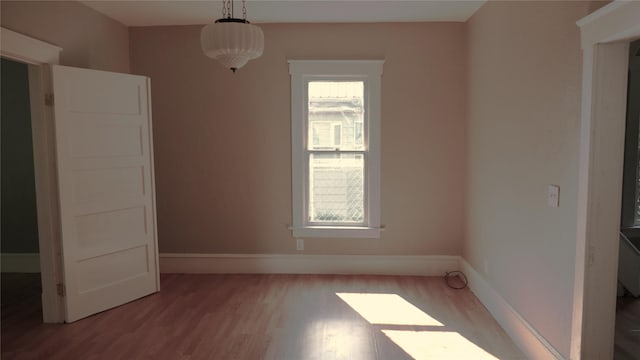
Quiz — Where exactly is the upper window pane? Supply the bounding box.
[308,81,365,151]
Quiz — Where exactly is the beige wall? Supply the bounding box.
[130,23,467,255]
[465,1,595,357]
[1,1,129,73]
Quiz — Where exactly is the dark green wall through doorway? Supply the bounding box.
[1,58,40,254]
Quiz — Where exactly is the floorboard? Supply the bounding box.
[615,295,640,360]
[2,274,525,360]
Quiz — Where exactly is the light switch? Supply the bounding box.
[547,185,560,208]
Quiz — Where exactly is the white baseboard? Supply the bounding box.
[460,258,564,360]
[159,253,460,276]
[1,253,41,273]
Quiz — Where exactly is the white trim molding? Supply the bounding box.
[1,253,41,273]
[159,253,460,276]
[577,1,640,49]
[288,60,384,77]
[289,59,384,239]
[460,259,563,360]
[0,27,61,65]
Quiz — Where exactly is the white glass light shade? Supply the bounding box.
[201,21,264,72]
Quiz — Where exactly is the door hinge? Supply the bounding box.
[44,93,54,106]
[56,283,66,297]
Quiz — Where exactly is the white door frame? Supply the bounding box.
[572,2,640,359]
[1,27,65,322]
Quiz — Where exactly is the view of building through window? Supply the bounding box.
[307,81,365,223]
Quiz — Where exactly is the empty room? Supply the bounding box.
[1,1,639,359]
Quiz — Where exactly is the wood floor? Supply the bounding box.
[2,274,525,360]
[1,273,42,309]
[615,295,640,360]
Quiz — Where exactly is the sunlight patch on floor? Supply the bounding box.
[336,293,444,326]
[382,330,499,360]
[336,292,500,360]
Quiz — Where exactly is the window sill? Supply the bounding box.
[291,226,382,239]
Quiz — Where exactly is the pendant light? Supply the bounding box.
[201,0,264,73]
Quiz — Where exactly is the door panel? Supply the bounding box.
[51,65,159,322]
[72,166,145,203]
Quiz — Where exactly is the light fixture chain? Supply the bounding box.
[222,0,232,19]
[242,0,247,20]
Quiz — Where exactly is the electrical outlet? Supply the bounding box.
[296,238,304,251]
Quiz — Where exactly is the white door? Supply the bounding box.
[50,65,159,322]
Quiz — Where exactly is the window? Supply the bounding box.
[289,60,383,238]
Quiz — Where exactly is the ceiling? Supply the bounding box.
[80,0,486,27]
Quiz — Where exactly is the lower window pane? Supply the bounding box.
[309,153,364,223]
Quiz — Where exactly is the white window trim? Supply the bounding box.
[289,60,384,238]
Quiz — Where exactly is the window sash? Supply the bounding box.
[305,150,369,227]
[303,78,369,228]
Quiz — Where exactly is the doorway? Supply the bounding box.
[1,27,160,324]
[615,38,640,360]
[573,2,640,358]
[1,57,43,322]
[1,58,161,324]
[1,26,64,323]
